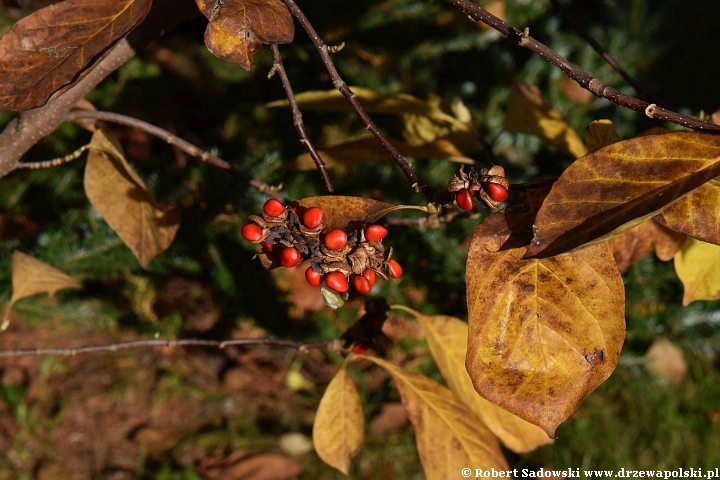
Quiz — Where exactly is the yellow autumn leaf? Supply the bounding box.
[674,238,720,305]
[504,81,587,159]
[392,305,552,453]
[313,367,365,475]
[356,355,508,478]
[585,119,622,153]
[3,251,81,330]
[84,128,181,269]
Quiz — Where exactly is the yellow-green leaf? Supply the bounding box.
[84,129,181,268]
[504,82,587,159]
[356,355,508,477]
[466,213,625,437]
[392,305,552,453]
[585,119,622,153]
[313,368,365,474]
[527,132,720,258]
[288,137,474,171]
[674,237,720,305]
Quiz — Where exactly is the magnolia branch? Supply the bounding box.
[0,337,337,358]
[269,44,334,193]
[443,0,720,134]
[64,110,284,201]
[280,0,428,193]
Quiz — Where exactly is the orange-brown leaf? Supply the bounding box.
[527,132,720,258]
[202,0,294,71]
[609,218,685,272]
[293,196,428,232]
[84,129,180,268]
[313,368,365,474]
[585,119,622,153]
[0,0,152,111]
[466,213,625,437]
[654,178,720,245]
[356,355,508,477]
[393,306,552,453]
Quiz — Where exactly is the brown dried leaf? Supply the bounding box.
[369,403,408,435]
[313,368,365,475]
[289,137,474,171]
[645,338,686,385]
[609,218,685,272]
[0,0,152,111]
[199,451,303,480]
[674,238,720,305]
[585,119,622,153]
[393,305,552,453]
[527,132,720,258]
[293,196,428,232]
[466,214,625,437]
[202,0,294,72]
[654,178,720,245]
[503,82,587,159]
[84,129,181,268]
[9,251,80,304]
[356,355,509,477]
[560,76,592,105]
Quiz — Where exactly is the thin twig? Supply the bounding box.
[269,44,334,193]
[16,145,90,169]
[0,337,335,358]
[280,0,428,192]
[443,0,720,134]
[65,110,285,202]
[548,0,661,104]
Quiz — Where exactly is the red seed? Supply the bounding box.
[325,271,349,293]
[365,224,388,242]
[303,207,324,229]
[351,341,369,354]
[280,247,302,267]
[353,275,372,295]
[324,229,348,250]
[241,224,263,242]
[305,267,323,287]
[486,183,509,202]
[456,188,474,211]
[263,199,285,217]
[260,241,273,252]
[362,268,376,286]
[387,259,403,279]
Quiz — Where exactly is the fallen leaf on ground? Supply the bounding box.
[645,338,686,385]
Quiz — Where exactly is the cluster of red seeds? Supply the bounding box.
[448,165,510,211]
[455,183,508,211]
[241,200,402,296]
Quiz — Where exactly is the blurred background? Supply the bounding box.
[1,0,720,478]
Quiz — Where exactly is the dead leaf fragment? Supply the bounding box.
[393,305,552,453]
[370,403,409,435]
[357,355,508,477]
[201,0,294,71]
[3,251,81,330]
[609,218,685,272]
[504,82,587,159]
[0,0,152,111]
[654,178,720,246]
[313,368,365,475]
[466,213,625,437]
[527,132,720,258]
[560,76,593,105]
[199,450,304,480]
[674,238,720,305]
[293,196,428,232]
[84,129,181,268]
[645,338,686,385]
